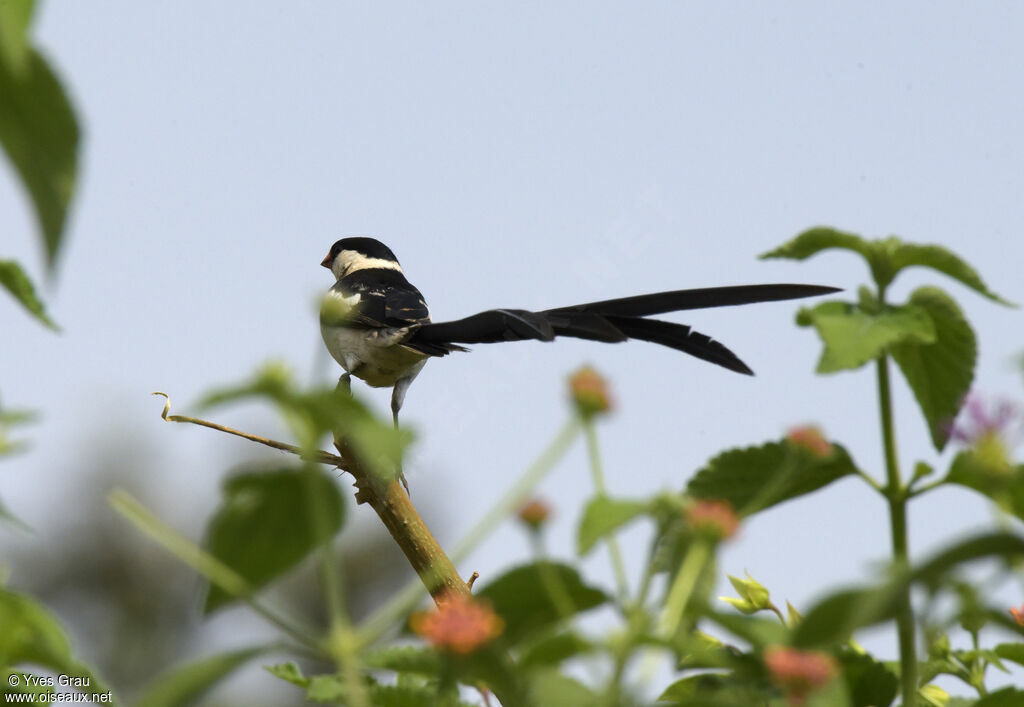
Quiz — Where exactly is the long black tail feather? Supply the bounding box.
[410,283,839,374]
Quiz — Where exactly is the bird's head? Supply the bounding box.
[321,237,402,279]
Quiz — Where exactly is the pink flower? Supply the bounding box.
[764,646,837,705]
[411,593,505,654]
[786,426,834,458]
[686,499,739,540]
[1010,604,1024,626]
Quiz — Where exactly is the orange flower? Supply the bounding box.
[410,593,504,654]
[685,499,739,540]
[764,646,837,705]
[517,498,552,529]
[786,426,833,458]
[1010,604,1024,626]
[569,366,613,417]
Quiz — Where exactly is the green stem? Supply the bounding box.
[660,539,712,638]
[109,489,323,654]
[877,356,918,706]
[584,419,630,601]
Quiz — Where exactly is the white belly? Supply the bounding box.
[321,324,428,388]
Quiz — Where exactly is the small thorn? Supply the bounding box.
[467,571,480,591]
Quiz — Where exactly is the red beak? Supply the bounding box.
[321,253,333,269]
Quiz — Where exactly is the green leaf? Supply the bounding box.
[797,301,935,373]
[975,688,1024,706]
[839,650,898,707]
[363,645,441,675]
[705,610,789,649]
[264,662,307,687]
[910,532,1024,587]
[0,587,73,670]
[763,228,1013,304]
[0,0,34,72]
[204,466,344,611]
[0,260,56,329]
[655,674,775,705]
[886,241,1013,305]
[891,287,976,450]
[994,643,1024,668]
[576,495,648,556]
[792,586,902,648]
[475,562,607,644]
[135,646,272,707]
[795,533,1024,647]
[0,47,79,268]
[528,670,595,707]
[945,453,1024,522]
[519,631,594,668]
[686,440,860,516]
[761,226,873,263]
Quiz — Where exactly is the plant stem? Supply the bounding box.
[358,417,580,644]
[660,539,712,638]
[109,489,323,654]
[877,355,918,706]
[584,419,630,601]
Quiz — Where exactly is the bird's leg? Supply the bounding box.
[337,372,352,394]
[391,380,412,496]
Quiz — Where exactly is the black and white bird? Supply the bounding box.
[319,237,839,429]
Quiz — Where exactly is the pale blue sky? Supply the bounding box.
[3,1,1023,699]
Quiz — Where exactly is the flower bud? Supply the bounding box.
[786,426,833,458]
[764,646,837,705]
[685,499,739,541]
[568,366,613,418]
[517,498,552,530]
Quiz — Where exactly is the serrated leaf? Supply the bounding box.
[306,675,346,702]
[529,670,595,707]
[892,287,976,450]
[204,466,344,611]
[945,453,1024,522]
[761,226,873,263]
[839,650,898,707]
[0,260,56,329]
[763,229,1013,304]
[475,562,607,644]
[135,645,271,707]
[886,241,1013,305]
[264,662,307,687]
[686,440,860,516]
[0,47,79,267]
[576,495,648,556]
[797,301,935,373]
